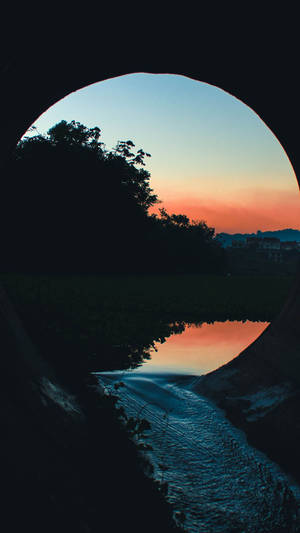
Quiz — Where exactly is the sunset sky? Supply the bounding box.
[28,73,300,234]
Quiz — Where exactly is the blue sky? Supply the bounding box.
[27,73,299,232]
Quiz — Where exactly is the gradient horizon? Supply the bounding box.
[26,73,300,234]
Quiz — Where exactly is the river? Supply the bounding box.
[95,321,300,532]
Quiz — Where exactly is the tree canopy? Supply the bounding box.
[16,120,159,215]
[2,120,226,274]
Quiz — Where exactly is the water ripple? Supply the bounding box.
[96,372,300,532]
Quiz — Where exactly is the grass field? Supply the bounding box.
[0,273,295,376]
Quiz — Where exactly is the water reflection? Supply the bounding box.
[134,320,269,375]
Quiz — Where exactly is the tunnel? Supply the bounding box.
[0,33,299,532]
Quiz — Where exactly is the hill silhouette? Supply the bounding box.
[217,229,300,247]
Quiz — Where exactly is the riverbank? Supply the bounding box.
[196,368,300,486]
[0,272,297,530]
[0,281,183,532]
[194,286,300,486]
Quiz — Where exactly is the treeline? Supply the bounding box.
[2,120,226,274]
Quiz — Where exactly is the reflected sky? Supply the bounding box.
[135,320,269,375]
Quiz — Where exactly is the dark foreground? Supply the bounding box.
[0,284,183,532]
[0,273,297,532]
[0,273,294,378]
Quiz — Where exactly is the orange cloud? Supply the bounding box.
[150,188,300,233]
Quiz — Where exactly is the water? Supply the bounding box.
[134,320,269,375]
[95,321,300,532]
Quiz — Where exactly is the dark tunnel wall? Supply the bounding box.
[0,28,299,531]
[1,45,299,182]
[1,42,299,336]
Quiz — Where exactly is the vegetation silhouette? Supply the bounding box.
[3,120,226,274]
[149,207,226,274]
[0,272,293,383]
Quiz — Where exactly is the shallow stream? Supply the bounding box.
[95,321,300,532]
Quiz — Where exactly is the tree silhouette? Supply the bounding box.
[1,119,226,275]
[2,120,159,272]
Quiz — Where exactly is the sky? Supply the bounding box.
[27,73,300,234]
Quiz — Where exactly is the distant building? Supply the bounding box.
[246,237,260,248]
[232,239,246,248]
[280,241,299,251]
[227,233,299,274]
[267,250,282,262]
[258,237,281,250]
[244,236,281,250]
[230,235,299,258]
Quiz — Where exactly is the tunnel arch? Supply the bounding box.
[6,68,300,193]
[1,37,300,531]
[19,72,300,256]
[1,55,299,343]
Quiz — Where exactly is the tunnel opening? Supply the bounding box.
[1,72,299,378]
[1,63,300,532]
